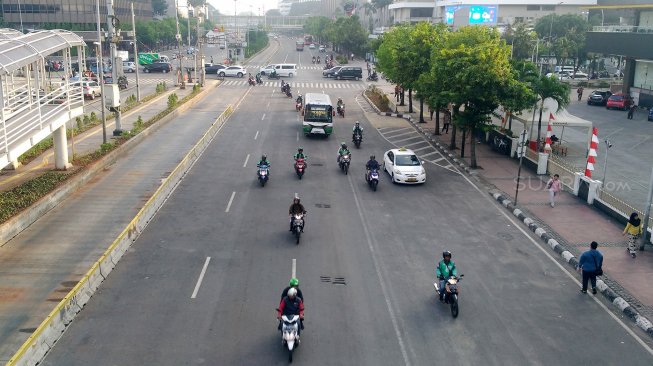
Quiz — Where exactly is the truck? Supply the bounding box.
[295,41,304,51]
[138,52,168,65]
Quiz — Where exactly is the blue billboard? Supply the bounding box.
[445,5,498,25]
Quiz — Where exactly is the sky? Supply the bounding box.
[208,0,278,15]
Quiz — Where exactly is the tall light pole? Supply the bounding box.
[234,0,238,63]
[602,139,612,184]
[106,0,122,136]
[175,0,185,89]
[17,0,25,33]
[95,0,107,144]
[131,2,141,102]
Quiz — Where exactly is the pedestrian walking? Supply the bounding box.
[210,56,214,64]
[350,53,354,61]
[623,212,643,258]
[627,104,636,119]
[577,87,584,101]
[442,111,451,134]
[577,241,603,294]
[429,106,434,121]
[394,85,400,103]
[545,174,561,207]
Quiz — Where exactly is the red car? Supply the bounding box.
[606,93,633,110]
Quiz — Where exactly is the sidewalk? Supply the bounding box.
[373,87,653,322]
[0,85,196,193]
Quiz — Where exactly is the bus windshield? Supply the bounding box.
[304,105,332,122]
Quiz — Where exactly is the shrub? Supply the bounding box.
[336,55,348,64]
[76,117,83,130]
[167,93,178,109]
[90,112,97,122]
[83,115,90,125]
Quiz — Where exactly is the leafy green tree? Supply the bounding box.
[531,75,569,152]
[152,0,167,16]
[502,22,536,61]
[501,60,539,131]
[534,14,590,71]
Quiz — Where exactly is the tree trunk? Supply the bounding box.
[434,103,441,135]
[449,105,458,150]
[419,97,425,123]
[470,127,478,168]
[399,89,405,106]
[408,89,413,113]
[461,128,466,158]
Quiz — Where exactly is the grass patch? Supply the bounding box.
[365,86,392,113]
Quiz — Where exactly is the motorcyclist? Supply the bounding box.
[337,142,350,163]
[352,121,363,140]
[365,154,380,180]
[312,56,316,64]
[281,277,304,301]
[337,97,343,110]
[270,69,278,78]
[255,72,262,84]
[370,70,378,80]
[317,56,320,64]
[277,287,304,334]
[288,196,307,232]
[296,94,303,105]
[293,147,307,161]
[436,251,458,302]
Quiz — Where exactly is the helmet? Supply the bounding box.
[298,147,303,152]
[443,251,452,259]
[370,155,375,160]
[287,287,297,298]
[261,154,267,160]
[289,278,299,287]
[341,142,346,148]
[355,121,360,125]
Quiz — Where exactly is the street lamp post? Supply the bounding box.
[175,0,185,89]
[602,139,612,184]
[95,0,107,144]
[234,0,238,63]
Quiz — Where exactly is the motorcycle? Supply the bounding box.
[256,76,263,84]
[294,158,306,179]
[337,104,345,118]
[291,213,305,244]
[339,154,351,175]
[296,101,302,112]
[268,73,280,79]
[366,168,379,191]
[353,133,362,148]
[257,164,269,187]
[280,314,301,362]
[286,90,293,98]
[367,73,378,82]
[117,76,128,90]
[248,78,256,86]
[434,275,464,318]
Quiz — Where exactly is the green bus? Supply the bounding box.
[302,93,334,136]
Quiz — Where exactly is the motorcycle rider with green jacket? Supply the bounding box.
[337,142,350,163]
[436,251,457,301]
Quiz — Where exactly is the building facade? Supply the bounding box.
[1,0,153,28]
[388,0,435,24]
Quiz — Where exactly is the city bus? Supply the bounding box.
[296,40,304,51]
[302,93,334,136]
[304,35,313,45]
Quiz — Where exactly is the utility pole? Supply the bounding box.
[175,0,185,89]
[106,0,122,135]
[131,2,141,102]
[96,0,107,143]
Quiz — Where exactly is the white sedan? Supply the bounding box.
[383,148,426,184]
[218,66,247,78]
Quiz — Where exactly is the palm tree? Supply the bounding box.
[532,75,569,152]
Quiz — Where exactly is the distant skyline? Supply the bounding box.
[208,0,279,15]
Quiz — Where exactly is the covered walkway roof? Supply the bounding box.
[0,28,23,40]
[0,29,85,76]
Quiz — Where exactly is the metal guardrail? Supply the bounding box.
[597,188,653,229]
[592,25,653,33]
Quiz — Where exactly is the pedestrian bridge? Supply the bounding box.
[0,29,86,170]
[215,15,308,31]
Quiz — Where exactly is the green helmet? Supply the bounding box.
[289,278,299,287]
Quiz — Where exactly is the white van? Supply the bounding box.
[554,65,576,73]
[259,63,298,77]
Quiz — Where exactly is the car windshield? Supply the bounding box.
[395,154,420,166]
[610,95,624,101]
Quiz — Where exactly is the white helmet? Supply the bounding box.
[288,287,298,298]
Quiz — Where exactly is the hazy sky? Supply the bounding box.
[208,0,278,15]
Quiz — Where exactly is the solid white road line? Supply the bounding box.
[254,131,259,140]
[243,154,250,168]
[261,113,266,120]
[292,258,297,278]
[418,151,439,158]
[297,131,299,141]
[392,135,421,143]
[413,145,432,153]
[457,156,653,357]
[225,191,236,213]
[430,157,446,163]
[191,257,211,299]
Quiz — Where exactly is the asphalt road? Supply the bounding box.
[43,38,653,365]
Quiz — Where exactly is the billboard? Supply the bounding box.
[445,5,498,25]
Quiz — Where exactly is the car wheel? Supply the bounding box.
[261,71,266,76]
[144,69,150,73]
[219,72,225,77]
[237,72,243,78]
[336,75,341,80]
[163,69,168,73]
[355,76,359,81]
[289,73,294,78]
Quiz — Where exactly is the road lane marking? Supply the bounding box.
[297,131,299,141]
[392,135,421,143]
[225,191,236,213]
[413,146,432,152]
[261,113,266,120]
[243,154,250,168]
[292,258,297,278]
[346,175,413,366]
[254,131,259,140]
[419,151,438,158]
[404,141,429,148]
[457,164,653,356]
[191,257,211,299]
[384,130,416,139]
[430,157,446,163]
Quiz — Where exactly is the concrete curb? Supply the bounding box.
[490,190,653,338]
[7,103,234,366]
[0,82,217,247]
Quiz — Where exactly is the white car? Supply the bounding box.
[309,43,316,49]
[122,61,136,73]
[259,64,276,75]
[80,81,102,99]
[383,148,426,184]
[218,66,247,78]
[561,71,589,80]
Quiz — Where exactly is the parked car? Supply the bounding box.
[143,62,172,73]
[122,61,136,73]
[81,81,102,99]
[205,64,226,74]
[587,90,612,106]
[562,71,589,80]
[319,45,326,53]
[323,66,342,78]
[648,108,653,122]
[218,66,246,78]
[606,93,633,110]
